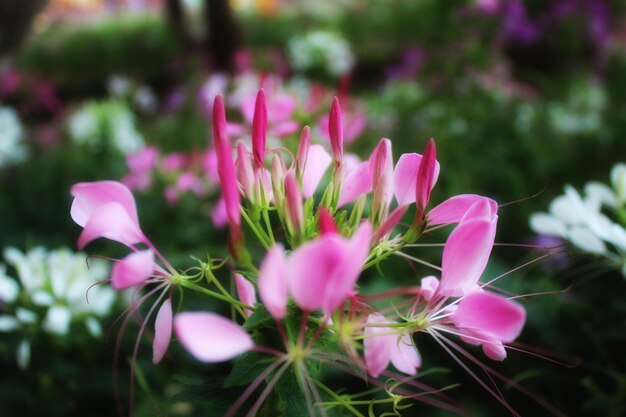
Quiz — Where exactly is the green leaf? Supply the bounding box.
[224,351,275,388]
[243,304,274,331]
[275,367,310,417]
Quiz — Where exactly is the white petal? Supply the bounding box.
[529,213,568,237]
[16,308,38,324]
[0,266,20,303]
[43,306,72,336]
[0,315,19,332]
[608,224,626,251]
[31,290,54,306]
[584,182,617,208]
[611,163,626,202]
[17,339,31,370]
[85,316,103,338]
[586,212,615,242]
[549,194,581,225]
[568,226,607,254]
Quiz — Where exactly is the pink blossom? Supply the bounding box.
[319,104,367,144]
[258,245,289,320]
[364,313,421,378]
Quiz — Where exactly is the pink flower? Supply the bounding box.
[258,222,372,317]
[174,312,254,362]
[451,292,526,361]
[70,181,146,249]
[392,152,441,207]
[364,313,421,378]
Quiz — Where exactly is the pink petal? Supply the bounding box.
[389,333,421,375]
[71,181,140,228]
[483,338,507,361]
[111,249,155,290]
[343,110,367,143]
[364,313,392,378]
[153,299,172,364]
[419,275,440,301]
[371,139,394,215]
[439,217,497,297]
[392,153,441,207]
[77,202,145,249]
[258,245,288,320]
[318,206,338,235]
[267,95,297,124]
[452,292,526,343]
[373,205,408,242]
[460,197,498,223]
[234,273,256,318]
[428,195,498,226]
[211,196,228,228]
[174,312,253,362]
[301,144,331,198]
[270,120,301,137]
[338,160,372,207]
[289,224,370,314]
[226,122,247,137]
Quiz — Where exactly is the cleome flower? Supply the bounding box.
[70,90,561,417]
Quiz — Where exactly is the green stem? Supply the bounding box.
[241,208,271,249]
[312,379,366,417]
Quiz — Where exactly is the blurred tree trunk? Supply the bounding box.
[165,0,191,48]
[204,0,241,72]
[0,0,48,56]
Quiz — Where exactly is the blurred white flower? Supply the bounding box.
[530,163,626,276]
[287,30,355,77]
[68,100,144,156]
[0,247,119,369]
[0,106,27,168]
[134,85,158,114]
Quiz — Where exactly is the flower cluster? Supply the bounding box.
[531,163,626,277]
[68,99,144,156]
[286,30,355,77]
[72,91,538,416]
[0,247,117,369]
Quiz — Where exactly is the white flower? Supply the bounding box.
[287,31,355,77]
[530,165,626,277]
[0,106,26,168]
[134,85,158,114]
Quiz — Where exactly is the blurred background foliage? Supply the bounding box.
[1,0,626,416]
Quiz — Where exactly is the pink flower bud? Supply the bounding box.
[329,97,343,165]
[212,95,241,229]
[236,141,256,202]
[251,89,267,168]
[295,126,311,180]
[271,153,286,207]
[284,170,304,235]
[415,139,437,222]
[371,138,393,224]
